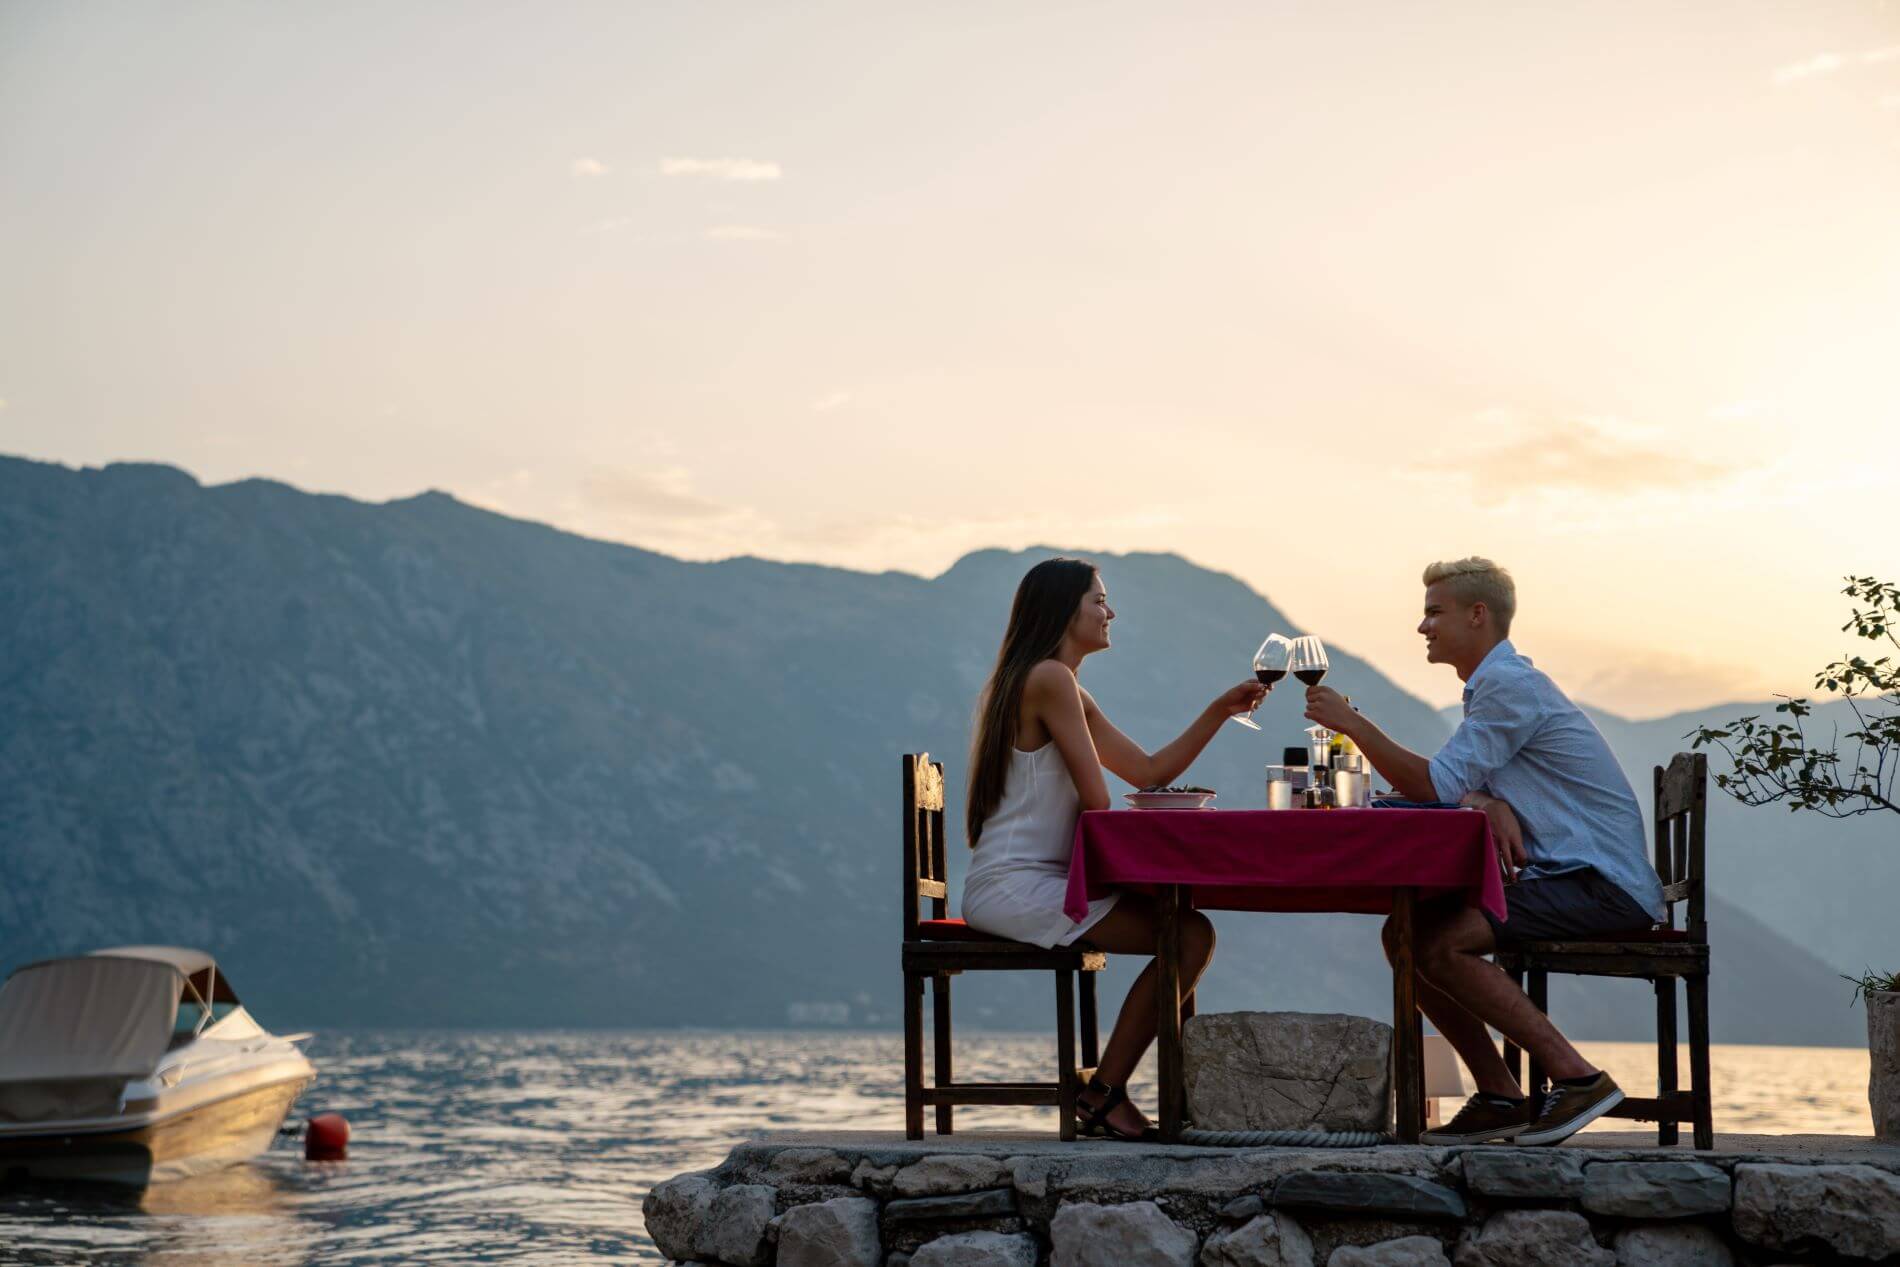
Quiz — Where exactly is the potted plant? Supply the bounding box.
[1843,971,1899,1138]
[1693,577,1898,1139]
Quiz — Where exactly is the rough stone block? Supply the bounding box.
[767,1147,853,1185]
[893,1153,1011,1196]
[852,1159,900,1196]
[884,1188,1017,1222]
[642,1171,717,1262]
[1732,1162,1900,1260]
[1460,1151,1585,1200]
[1453,1210,1613,1267]
[704,1183,777,1267]
[912,1230,1039,1267]
[1871,989,1900,1140]
[1053,1200,1198,1267]
[1579,1161,1730,1219]
[1220,1195,1267,1222]
[1202,1212,1314,1266]
[777,1197,880,1267]
[1272,1172,1466,1221]
[1186,1012,1392,1133]
[1327,1236,1450,1267]
[1008,1156,1051,1202]
[1610,1223,1734,1267]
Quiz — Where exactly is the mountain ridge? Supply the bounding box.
[0,454,1878,1044]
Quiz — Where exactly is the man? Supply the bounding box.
[1304,557,1664,1146]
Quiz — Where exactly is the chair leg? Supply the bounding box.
[1687,973,1714,1149]
[1655,975,1680,1146]
[1079,971,1100,1069]
[932,972,954,1136]
[1501,961,1525,1089]
[903,971,924,1140]
[1056,969,1077,1142]
[1526,968,1549,1099]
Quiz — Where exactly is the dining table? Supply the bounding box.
[1064,805,1507,1143]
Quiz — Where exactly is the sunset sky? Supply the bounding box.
[3,1,1897,717]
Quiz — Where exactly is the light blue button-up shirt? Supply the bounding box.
[1428,640,1665,921]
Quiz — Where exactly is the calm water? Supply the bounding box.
[0,1031,1873,1265]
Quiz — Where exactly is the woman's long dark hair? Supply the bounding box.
[967,557,1100,847]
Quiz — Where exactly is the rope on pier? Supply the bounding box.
[1177,1127,1391,1148]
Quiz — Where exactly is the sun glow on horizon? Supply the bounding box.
[2,1,1895,719]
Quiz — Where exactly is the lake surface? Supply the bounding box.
[0,1031,1874,1265]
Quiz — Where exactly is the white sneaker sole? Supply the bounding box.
[1515,1086,1626,1146]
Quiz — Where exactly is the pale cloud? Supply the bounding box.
[571,156,608,177]
[1707,399,1770,422]
[1410,413,1743,505]
[1773,52,1847,85]
[583,215,638,233]
[660,156,782,182]
[810,391,853,413]
[1772,45,1900,85]
[704,224,781,241]
[580,466,734,522]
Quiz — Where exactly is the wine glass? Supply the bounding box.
[1232,633,1292,729]
[1289,635,1330,688]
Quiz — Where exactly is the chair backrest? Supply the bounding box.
[1651,751,1708,941]
[901,753,948,939]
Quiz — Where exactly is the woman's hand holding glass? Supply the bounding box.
[1231,633,1292,730]
[1215,680,1269,722]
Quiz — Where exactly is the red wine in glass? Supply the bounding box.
[1234,633,1293,729]
[1288,635,1330,689]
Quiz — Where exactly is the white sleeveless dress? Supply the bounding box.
[961,743,1120,948]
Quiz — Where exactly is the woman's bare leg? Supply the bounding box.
[1069,895,1215,1134]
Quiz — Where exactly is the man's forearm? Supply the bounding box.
[1340,717,1437,802]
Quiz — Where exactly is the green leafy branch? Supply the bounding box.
[1690,576,1899,818]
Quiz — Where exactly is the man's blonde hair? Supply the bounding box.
[1422,557,1516,635]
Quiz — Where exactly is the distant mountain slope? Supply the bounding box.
[0,456,1870,1043]
[1582,702,1898,978]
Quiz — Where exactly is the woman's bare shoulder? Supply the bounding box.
[1023,659,1079,697]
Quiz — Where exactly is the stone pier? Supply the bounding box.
[644,1131,1900,1266]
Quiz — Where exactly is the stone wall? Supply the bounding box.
[643,1138,1900,1266]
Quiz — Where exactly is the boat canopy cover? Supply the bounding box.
[87,946,217,978]
[0,955,185,1123]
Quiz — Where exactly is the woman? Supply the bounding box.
[962,557,1268,1139]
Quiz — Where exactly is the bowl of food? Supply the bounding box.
[1123,785,1217,810]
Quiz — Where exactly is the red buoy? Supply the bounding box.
[305,1113,350,1161]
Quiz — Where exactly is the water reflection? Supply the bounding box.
[0,1031,1874,1266]
[0,1162,315,1267]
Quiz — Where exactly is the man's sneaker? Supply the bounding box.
[1420,1093,1531,1144]
[1516,1072,1625,1146]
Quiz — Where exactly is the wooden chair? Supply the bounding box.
[1497,751,1714,1149]
[900,753,1104,1141]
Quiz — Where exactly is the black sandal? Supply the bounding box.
[1075,1077,1160,1142]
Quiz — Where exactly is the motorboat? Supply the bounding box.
[0,946,315,1186]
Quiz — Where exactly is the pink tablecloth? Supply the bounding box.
[1063,807,1508,923]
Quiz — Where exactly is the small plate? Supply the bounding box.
[1123,791,1216,810]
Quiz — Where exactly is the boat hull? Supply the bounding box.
[0,1075,312,1187]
